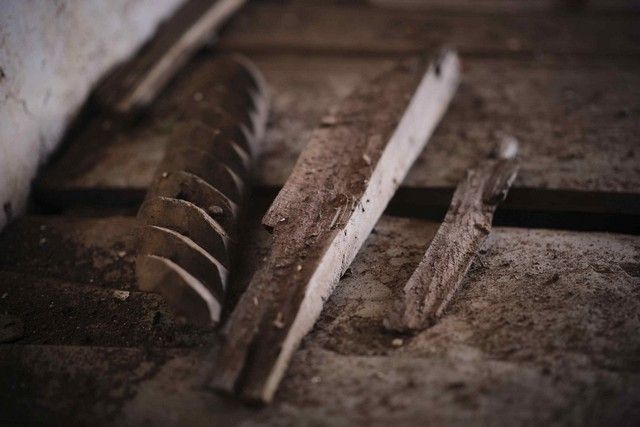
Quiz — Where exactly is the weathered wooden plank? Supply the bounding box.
[0,216,138,290]
[257,55,640,195]
[385,138,519,331]
[94,0,246,115]
[36,55,640,218]
[210,51,460,402]
[218,3,640,56]
[0,271,215,348]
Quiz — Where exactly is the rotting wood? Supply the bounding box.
[136,56,268,325]
[210,49,460,403]
[385,137,519,332]
[95,0,246,115]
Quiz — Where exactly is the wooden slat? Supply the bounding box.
[218,3,640,56]
[37,55,640,218]
[385,138,519,331]
[258,55,640,195]
[94,0,246,115]
[210,51,460,402]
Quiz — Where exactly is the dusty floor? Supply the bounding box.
[1,0,640,425]
[1,214,639,425]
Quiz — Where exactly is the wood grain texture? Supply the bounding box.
[210,50,460,402]
[95,0,246,115]
[385,138,519,332]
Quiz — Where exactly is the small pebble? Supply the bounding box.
[273,312,285,329]
[362,154,371,165]
[117,251,127,258]
[296,264,302,272]
[1,293,7,299]
[392,338,404,347]
[113,290,130,301]
[161,172,169,178]
[321,116,337,126]
[311,376,321,384]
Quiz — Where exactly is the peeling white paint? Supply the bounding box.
[0,0,184,229]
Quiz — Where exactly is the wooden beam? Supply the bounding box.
[95,0,246,115]
[218,3,640,57]
[385,137,519,332]
[210,50,460,402]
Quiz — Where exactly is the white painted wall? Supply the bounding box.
[0,0,185,229]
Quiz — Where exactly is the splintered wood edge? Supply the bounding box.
[214,49,461,403]
[114,0,247,114]
[385,137,519,332]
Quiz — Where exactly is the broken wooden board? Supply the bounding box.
[94,0,246,115]
[0,216,138,290]
[218,2,640,56]
[210,50,460,402]
[36,55,640,220]
[385,137,519,331]
[2,216,639,424]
